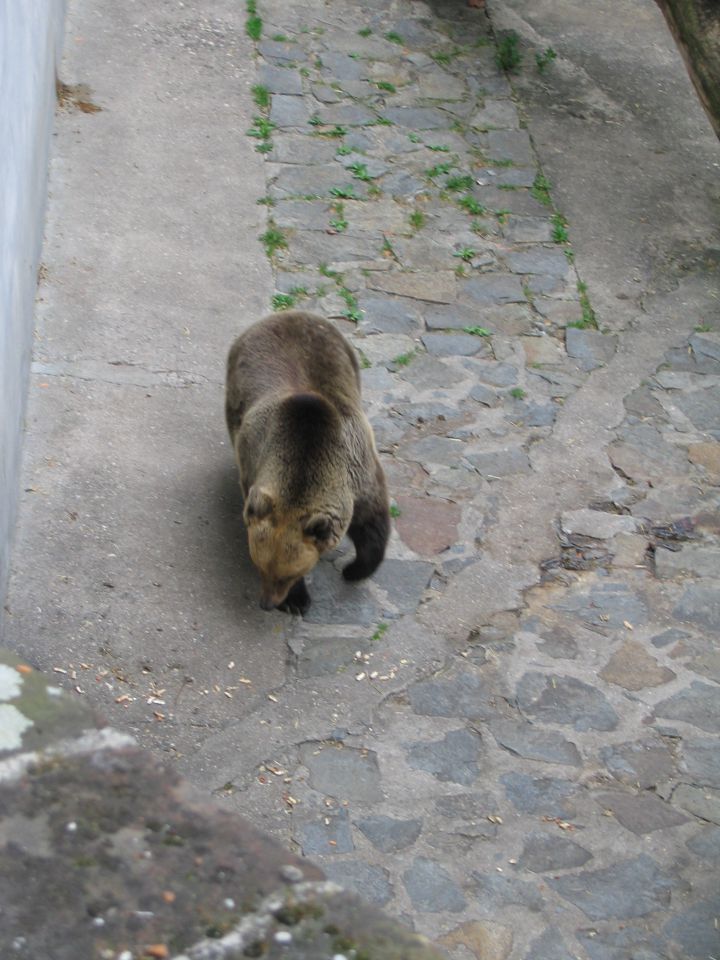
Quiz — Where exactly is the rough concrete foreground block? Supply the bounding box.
[0,649,445,960]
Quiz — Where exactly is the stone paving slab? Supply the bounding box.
[3,0,720,959]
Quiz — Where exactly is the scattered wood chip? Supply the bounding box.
[623,620,634,630]
[16,664,33,674]
[161,891,176,904]
[267,693,278,703]
[145,947,169,959]
[53,667,67,674]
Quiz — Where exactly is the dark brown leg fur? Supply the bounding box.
[343,499,390,582]
[278,577,311,615]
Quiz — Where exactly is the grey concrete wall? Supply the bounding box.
[0,1,66,613]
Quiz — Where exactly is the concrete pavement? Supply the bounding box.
[4,0,719,957]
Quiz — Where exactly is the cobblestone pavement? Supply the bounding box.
[5,0,720,958]
[206,1,720,957]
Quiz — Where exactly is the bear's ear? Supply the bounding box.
[244,486,274,522]
[302,513,338,547]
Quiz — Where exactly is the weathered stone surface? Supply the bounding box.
[421,332,490,356]
[671,783,720,824]
[519,831,593,873]
[394,495,461,556]
[268,162,347,198]
[384,106,451,129]
[355,816,422,853]
[610,426,692,484]
[408,667,497,720]
[270,94,312,127]
[404,728,483,785]
[465,446,531,477]
[682,739,720,788]
[403,857,467,912]
[474,361,520,386]
[299,806,354,854]
[501,773,577,818]
[686,825,720,859]
[503,216,553,243]
[560,508,640,540]
[654,686,718,753]
[300,743,383,802]
[397,354,461,389]
[440,920,513,960]
[600,640,676,690]
[487,128,534,164]
[470,383,501,406]
[304,561,382,625]
[401,435,464,466]
[565,327,618,370]
[554,582,648,632]
[460,274,527,306]
[524,928,576,960]
[435,791,501,821]
[655,544,720,579]
[600,739,675,789]
[549,855,672,919]
[471,99,520,128]
[664,896,720,959]
[594,790,689,833]
[368,271,457,302]
[673,584,720,631]
[536,626,579,659]
[506,249,571,277]
[520,334,565,366]
[258,64,304,95]
[675,384,720,437]
[516,672,619,731]
[373,558,435,613]
[323,860,393,907]
[490,721,582,766]
[472,872,545,912]
[688,441,720,482]
[612,532,649,567]
[359,295,423,334]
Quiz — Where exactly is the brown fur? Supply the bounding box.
[225,311,390,613]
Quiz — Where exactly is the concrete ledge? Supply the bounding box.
[0,649,444,959]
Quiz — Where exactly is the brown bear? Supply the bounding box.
[225,311,390,614]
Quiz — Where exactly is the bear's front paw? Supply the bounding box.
[342,559,372,582]
[278,578,311,615]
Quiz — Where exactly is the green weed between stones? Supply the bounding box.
[317,125,348,139]
[531,172,552,206]
[371,622,389,641]
[271,286,308,311]
[251,84,270,111]
[409,209,426,230]
[260,224,287,258]
[389,505,401,519]
[336,145,353,156]
[551,212,569,243]
[464,326,491,337]
[385,31,404,45]
[454,247,476,262]
[458,195,486,215]
[329,202,348,232]
[358,27,372,38]
[431,48,462,65]
[349,161,374,182]
[272,33,288,42]
[509,387,526,399]
[536,46,557,73]
[247,115,275,154]
[426,161,453,179]
[427,143,450,152]
[376,81,397,94]
[496,31,522,72]
[446,174,475,192]
[358,350,372,369]
[695,323,713,332]
[330,185,361,200]
[392,349,417,367]
[408,132,422,143]
[246,0,262,40]
[567,281,598,329]
[339,286,362,322]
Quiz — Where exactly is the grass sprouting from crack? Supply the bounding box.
[260,224,287,258]
[464,326,491,337]
[251,84,270,110]
[567,281,598,329]
[496,31,522,72]
[409,210,426,230]
[551,212,569,243]
[531,172,552,207]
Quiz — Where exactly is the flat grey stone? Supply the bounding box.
[490,720,582,766]
[487,128,534,165]
[624,384,667,419]
[655,544,720,579]
[560,508,641,539]
[465,447,531,477]
[355,816,422,853]
[566,327,618,370]
[690,330,720,360]
[336,152,389,178]
[398,354,460,389]
[269,138,339,167]
[525,928,577,960]
[257,39,300,63]
[299,806,353,855]
[686,825,720,860]
[292,634,369,678]
[675,384,720,437]
[304,560,382,625]
[257,63,303,95]
[271,199,332,229]
[471,99,520,129]
[516,672,619,732]
[317,103,377,126]
[401,435,464,466]
[610,422,691,483]
[382,171,428,197]
[268,162,345,198]
[322,860,393,906]
[672,783,720,824]
[600,739,675,789]
[421,333,489,357]
[673,584,720,631]
[403,857,467,912]
[503,216,554,243]
[311,83,343,104]
[384,106,451,129]
[358,295,422,334]
[549,855,672,919]
[654,681,720,734]
[664,897,720,959]
[652,627,690,648]
[300,743,383,802]
[682,739,720,788]
[470,383,500,407]
[537,626,579,660]
[554,581,648,633]
[423,302,492,331]
[577,929,665,960]
[519,831,593,873]
[474,361,519,386]
[290,230,379,265]
[408,667,497,720]
[506,400,558,428]
[501,772,577,817]
[460,274,526,306]
[506,248,571,277]
[594,790,689,834]
[435,791,501,821]
[319,51,369,81]
[270,94,312,128]
[373,559,434,615]
[369,271,457,303]
[472,872,544,912]
[404,728,482,785]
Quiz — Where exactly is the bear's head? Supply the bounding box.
[243,485,348,610]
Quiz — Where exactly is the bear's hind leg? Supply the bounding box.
[343,507,390,582]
